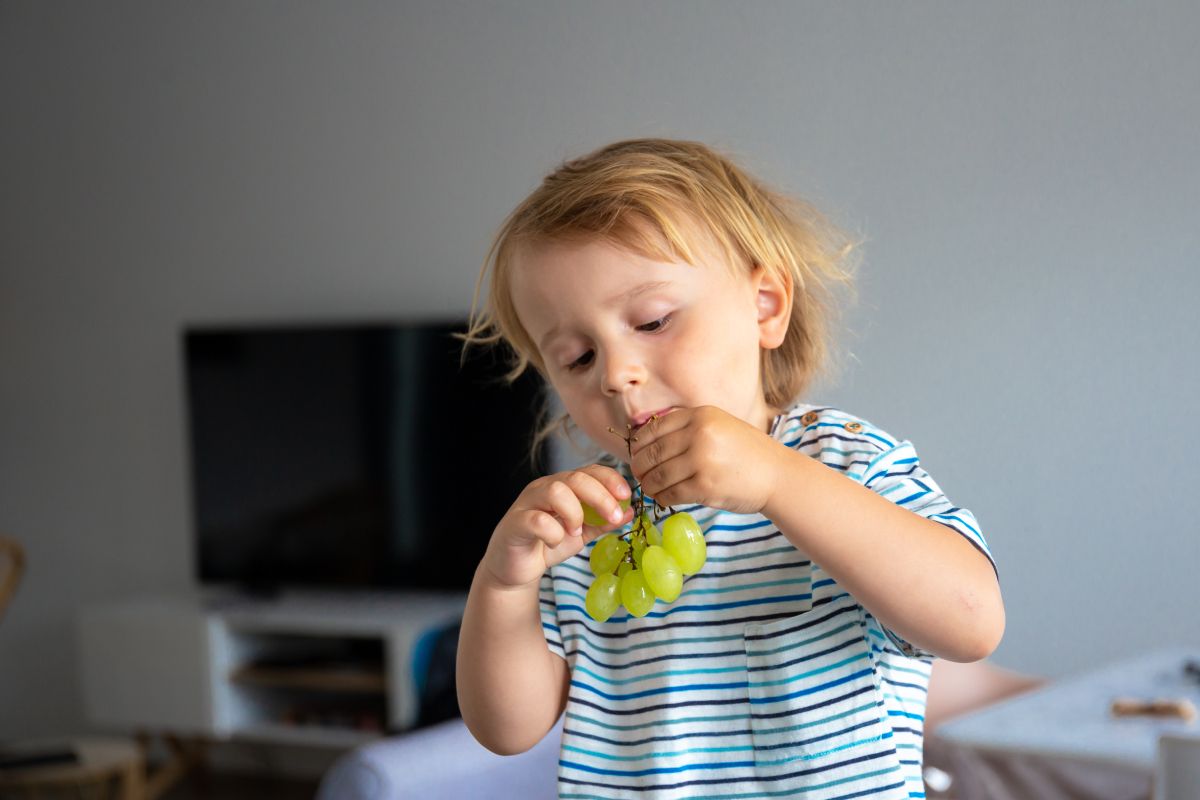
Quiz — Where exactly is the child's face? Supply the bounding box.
[510,235,782,462]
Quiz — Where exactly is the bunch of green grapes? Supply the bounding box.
[582,504,706,621]
[576,422,705,623]
[580,423,707,621]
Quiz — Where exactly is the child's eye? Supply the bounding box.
[567,350,595,371]
[636,315,671,333]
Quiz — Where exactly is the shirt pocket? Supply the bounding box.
[743,594,907,792]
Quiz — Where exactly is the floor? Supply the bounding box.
[160,771,320,800]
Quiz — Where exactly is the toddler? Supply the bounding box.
[457,138,1004,799]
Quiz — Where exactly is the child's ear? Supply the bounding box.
[753,265,793,350]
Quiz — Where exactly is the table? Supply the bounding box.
[936,647,1200,800]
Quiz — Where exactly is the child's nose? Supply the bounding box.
[599,347,645,395]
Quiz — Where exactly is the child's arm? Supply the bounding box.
[760,447,1003,662]
[457,566,569,755]
[456,465,633,754]
[630,407,1004,663]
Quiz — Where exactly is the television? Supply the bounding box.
[183,321,547,593]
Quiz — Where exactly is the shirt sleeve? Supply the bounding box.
[860,436,996,658]
[852,438,994,574]
[539,570,566,660]
[788,407,995,659]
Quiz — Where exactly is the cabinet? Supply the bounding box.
[79,592,466,748]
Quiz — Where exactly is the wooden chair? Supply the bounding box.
[0,535,25,622]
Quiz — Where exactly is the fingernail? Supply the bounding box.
[571,526,583,537]
[609,508,622,523]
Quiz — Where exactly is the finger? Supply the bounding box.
[541,478,587,536]
[630,429,690,486]
[579,463,634,502]
[518,508,569,549]
[570,467,634,528]
[644,471,701,509]
[629,408,689,458]
[582,505,636,538]
[638,452,697,502]
[543,524,589,565]
[579,525,608,546]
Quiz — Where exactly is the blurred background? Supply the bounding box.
[1,0,1197,788]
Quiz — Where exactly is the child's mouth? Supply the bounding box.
[629,407,675,431]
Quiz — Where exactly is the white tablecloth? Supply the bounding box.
[934,647,1200,800]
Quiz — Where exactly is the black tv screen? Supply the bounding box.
[183,321,546,592]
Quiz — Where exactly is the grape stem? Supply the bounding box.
[606,419,676,572]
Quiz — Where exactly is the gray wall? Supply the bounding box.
[2,1,1197,738]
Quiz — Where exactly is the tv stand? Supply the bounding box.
[78,590,467,749]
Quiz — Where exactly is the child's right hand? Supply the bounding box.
[482,464,634,589]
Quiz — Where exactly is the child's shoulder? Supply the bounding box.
[771,402,904,469]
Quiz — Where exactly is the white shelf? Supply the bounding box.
[79,592,467,748]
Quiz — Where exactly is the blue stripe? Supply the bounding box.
[572,677,748,701]
[707,545,800,563]
[930,510,983,539]
[687,560,811,581]
[708,519,775,532]
[571,646,746,672]
[560,757,757,778]
[750,668,875,705]
[560,742,903,781]
[895,489,930,505]
[557,592,812,622]
[705,529,785,548]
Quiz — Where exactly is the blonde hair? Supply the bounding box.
[464,138,858,451]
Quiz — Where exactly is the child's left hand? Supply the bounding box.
[628,406,785,515]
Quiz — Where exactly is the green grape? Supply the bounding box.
[642,546,683,602]
[589,534,629,577]
[620,569,656,617]
[584,573,622,622]
[662,512,706,575]
[582,497,632,528]
[617,561,633,578]
[634,513,662,546]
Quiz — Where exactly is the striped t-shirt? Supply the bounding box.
[539,403,994,800]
